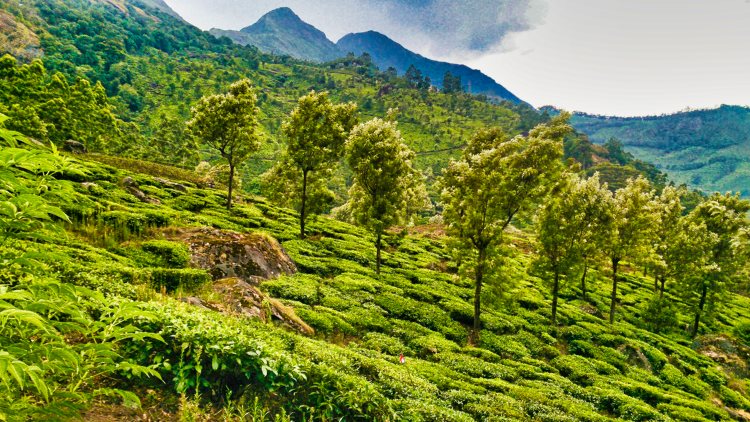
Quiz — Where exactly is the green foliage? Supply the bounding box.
[2,2,750,419]
[532,172,612,324]
[599,176,658,323]
[345,117,428,273]
[681,193,750,336]
[440,115,569,335]
[187,79,262,209]
[262,91,357,238]
[639,296,678,333]
[0,54,127,152]
[149,268,211,292]
[571,105,750,196]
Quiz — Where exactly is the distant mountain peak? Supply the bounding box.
[241,7,304,32]
[210,7,341,62]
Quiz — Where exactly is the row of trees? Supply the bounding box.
[189,80,750,341]
[533,176,750,336]
[189,81,426,273]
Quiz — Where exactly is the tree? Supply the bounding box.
[600,176,657,323]
[440,115,570,340]
[187,79,261,209]
[442,71,462,94]
[345,118,427,274]
[649,186,685,298]
[683,193,749,337]
[603,138,633,165]
[263,91,357,238]
[533,173,612,325]
[151,112,199,168]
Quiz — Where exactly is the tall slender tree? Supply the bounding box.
[649,186,686,298]
[345,118,427,274]
[533,173,612,325]
[683,193,750,337]
[600,176,657,324]
[187,79,261,209]
[263,91,357,238]
[440,114,570,341]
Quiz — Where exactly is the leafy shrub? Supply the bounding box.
[639,296,678,333]
[551,356,597,386]
[261,274,320,304]
[734,321,750,346]
[659,364,709,398]
[361,332,407,355]
[559,325,593,342]
[149,268,211,292]
[139,240,191,268]
[568,340,595,357]
[295,307,356,336]
[480,332,530,359]
[699,366,727,389]
[170,193,210,212]
[409,334,460,356]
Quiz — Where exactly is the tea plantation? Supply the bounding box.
[4,147,750,421]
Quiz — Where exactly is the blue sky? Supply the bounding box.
[166,0,750,116]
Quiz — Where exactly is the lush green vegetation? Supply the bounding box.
[569,105,750,197]
[2,120,750,420]
[2,1,750,420]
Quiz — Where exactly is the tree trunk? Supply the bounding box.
[654,273,659,292]
[551,271,560,325]
[472,247,486,343]
[691,283,708,338]
[609,258,620,324]
[580,262,589,301]
[375,231,382,275]
[659,275,666,299]
[300,169,308,239]
[226,163,235,210]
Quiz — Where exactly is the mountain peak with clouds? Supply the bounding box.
[209,7,342,62]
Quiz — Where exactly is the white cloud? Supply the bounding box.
[465,0,750,116]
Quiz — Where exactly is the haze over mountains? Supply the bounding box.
[208,7,522,103]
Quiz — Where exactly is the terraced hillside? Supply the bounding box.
[4,141,750,420]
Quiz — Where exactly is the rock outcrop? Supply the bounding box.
[170,228,308,334]
[171,227,297,281]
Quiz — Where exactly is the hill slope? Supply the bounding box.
[5,141,750,420]
[570,105,750,196]
[337,30,523,103]
[209,7,342,62]
[2,0,750,420]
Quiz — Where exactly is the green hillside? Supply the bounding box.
[2,131,750,421]
[2,1,750,421]
[569,105,750,197]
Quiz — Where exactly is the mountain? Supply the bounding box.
[209,8,522,103]
[568,105,750,196]
[337,31,522,103]
[209,7,342,62]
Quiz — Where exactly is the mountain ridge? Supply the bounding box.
[209,7,342,62]
[337,30,522,103]
[564,104,750,196]
[209,8,523,103]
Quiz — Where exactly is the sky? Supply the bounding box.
[164,0,750,117]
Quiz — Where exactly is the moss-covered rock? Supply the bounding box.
[170,227,297,281]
